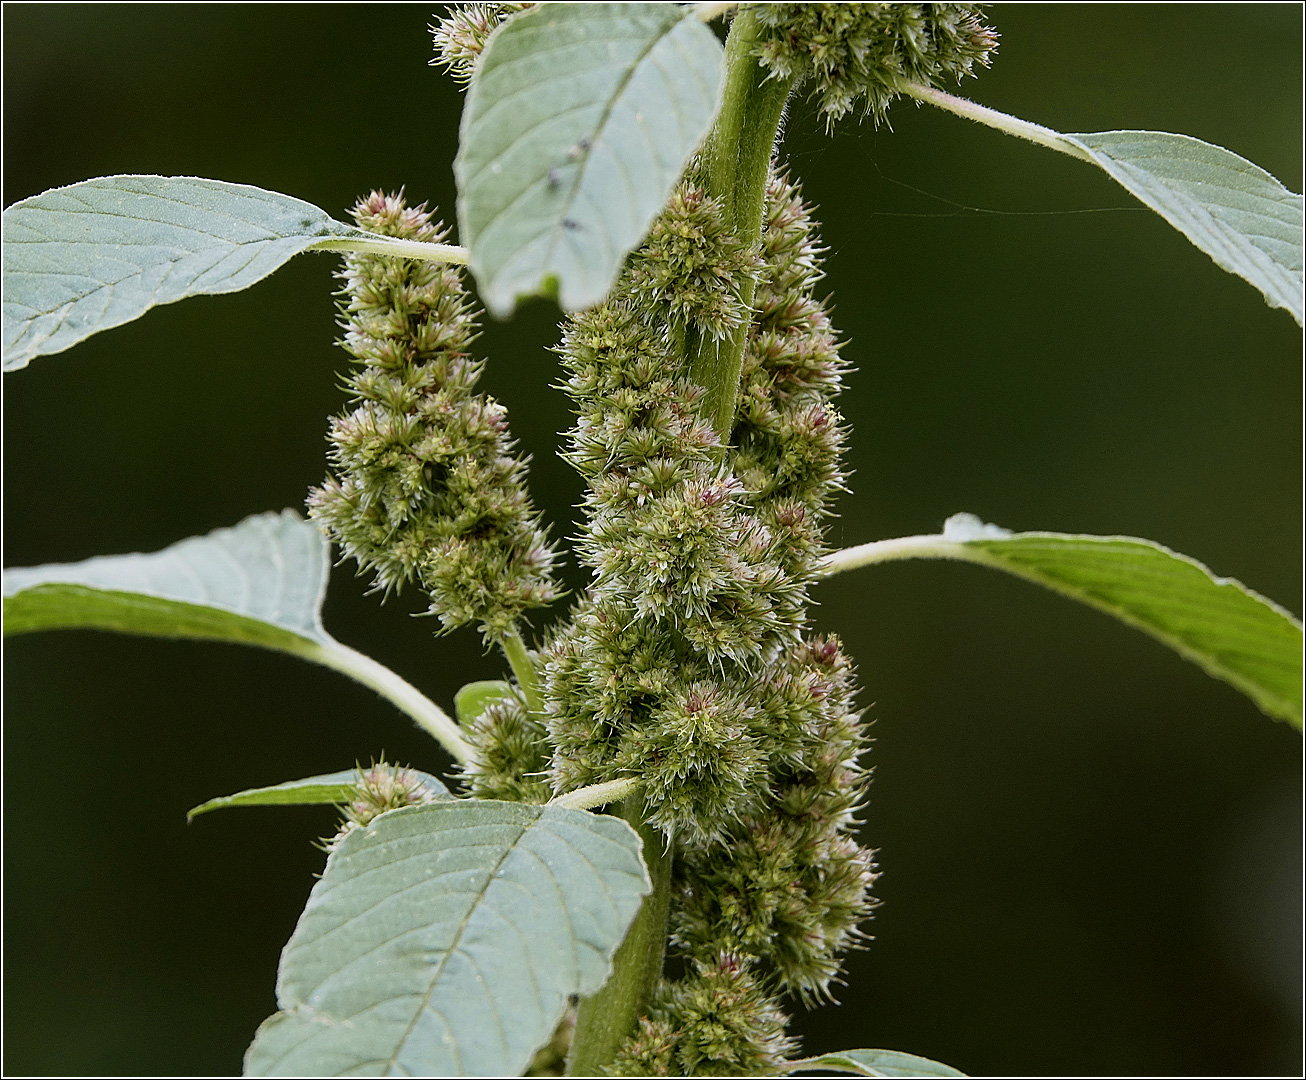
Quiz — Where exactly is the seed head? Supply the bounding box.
[754,3,998,129]
[308,191,559,642]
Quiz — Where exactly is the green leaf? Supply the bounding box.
[244,800,651,1077]
[1064,131,1304,324]
[1,174,467,370]
[455,2,724,317]
[454,679,516,725]
[455,679,515,723]
[786,1048,967,1077]
[905,87,1303,324]
[187,768,452,821]
[3,511,471,759]
[822,514,1304,728]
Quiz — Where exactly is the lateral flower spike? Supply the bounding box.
[307,191,559,644]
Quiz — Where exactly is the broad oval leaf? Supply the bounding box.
[3,511,470,759]
[244,800,651,1077]
[1064,131,1303,323]
[1,176,359,370]
[786,1048,967,1077]
[187,768,452,821]
[823,515,1304,728]
[455,2,724,317]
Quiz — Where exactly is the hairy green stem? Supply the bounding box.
[551,776,644,812]
[500,626,544,714]
[901,80,1094,163]
[312,640,473,763]
[688,7,795,439]
[566,799,673,1076]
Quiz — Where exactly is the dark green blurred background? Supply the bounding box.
[4,5,1301,1076]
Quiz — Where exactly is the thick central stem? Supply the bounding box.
[688,8,795,440]
[565,799,674,1076]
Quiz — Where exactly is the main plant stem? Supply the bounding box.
[566,800,674,1076]
[688,7,795,439]
[564,14,796,1075]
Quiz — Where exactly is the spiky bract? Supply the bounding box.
[430,2,534,83]
[330,760,446,845]
[307,192,558,641]
[754,3,998,128]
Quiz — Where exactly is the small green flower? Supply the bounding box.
[459,684,554,804]
[330,759,445,844]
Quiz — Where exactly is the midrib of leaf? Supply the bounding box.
[386,816,527,1073]
[542,23,672,271]
[470,17,673,265]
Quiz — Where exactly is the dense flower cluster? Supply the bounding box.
[542,175,823,844]
[538,167,876,1070]
[610,955,796,1077]
[307,192,558,642]
[673,637,874,1004]
[754,2,997,127]
[459,684,554,804]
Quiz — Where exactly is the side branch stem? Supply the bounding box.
[313,641,473,763]
[500,626,544,715]
[688,8,794,440]
[566,799,673,1075]
[818,533,974,576]
[551,777,644,812]
[900,81,1094,163]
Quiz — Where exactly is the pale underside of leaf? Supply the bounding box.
[187,768,453,821]
[821,515,1303,727]
[1065,131,1304,324]
[2,511,471,759]
[786,1047,967,1077]
[244,801,650,1078]
[455,2,724,317]
[1,176,353,369]
[0,175,467,370]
